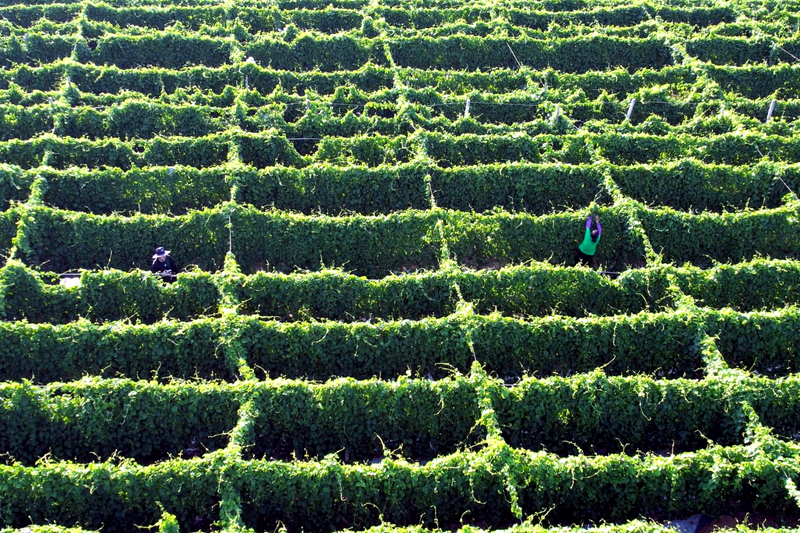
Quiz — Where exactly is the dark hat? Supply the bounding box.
[153,246,171,259]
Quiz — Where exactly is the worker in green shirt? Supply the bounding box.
[575,215,602,268]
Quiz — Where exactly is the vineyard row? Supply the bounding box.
[1,439,798,532]
[3,83,799,127]
[3,62,797,101]
[2,372,800,465]
[3,259,800,324]
[4,203,799,274]
[0,3,745,32]
[1,307,798,383]
[3,160,799,217]
[3,130,800,171]
[3,32,799,71]
[2,94,799,142]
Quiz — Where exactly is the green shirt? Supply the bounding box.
[578,228,600,256]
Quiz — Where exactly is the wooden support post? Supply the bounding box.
[464,98,470,118]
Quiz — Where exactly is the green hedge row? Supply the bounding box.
[419,131,800,168]
[15,204,437,275]
[237,312,704,381]
[32,165,232,215]
[0,132,303,170]
[497,373,800,456]
[1,4,363,34]
[590,131,800,166]
[231,157,604,215]
[4,92,798,141]
[246,372,800,463]
[233,263,669,321]
[77,33,389,72]
[245,33,391,71]
[89,6,360,33]
[0,5,81,27]
[388,35,673,73]
[239,443,800,529]
[0,4,735,32]
[0,164,432,215]
[708,308,800,378]
[0,456,223,532]
[233,163,432,215]
[16,203,800,275]
[0,318,233,383]
[0,263,221,324]
[12,205,642,275]
[640,205,800,267]
[0,379,238,465]
[3,305,797,384]
[672,258,800,311]
[610,160,800,212]
[7,159,800,217]
[1,33,675,73]
[245,377,481,462]
[0,133,231,170]
[83,34,234,69]
[1,443,797,532]
[687,36,800,66]
[379,5,734,30]
[17,204,232,273]
[0,376,479,465]
[436,208,641,270]
[508,5,734,29]
[8,158,799,216]
[1,61,397,95]
[0,34,76,66]
[6,373,800,469]
[5,258,799,326]
[0,311,703,383]
[430,162,607,213]
[0,260,665,323]
[245,307,799,380]
[705,63,800,99]
[2,61,792,102]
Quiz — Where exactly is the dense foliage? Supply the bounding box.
[2,0,800,531]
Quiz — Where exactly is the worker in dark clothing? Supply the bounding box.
[575,215,602,268]
[151,247,179,278]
